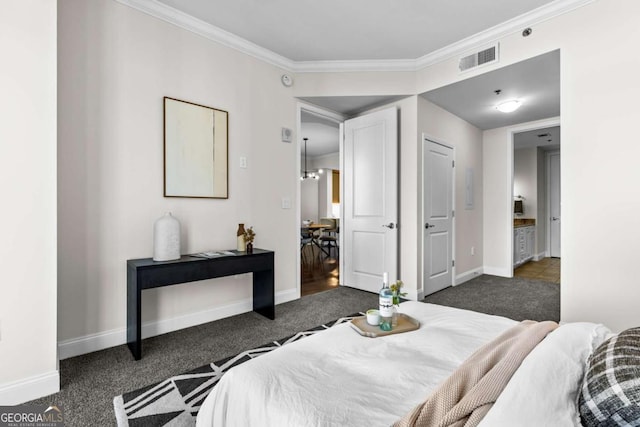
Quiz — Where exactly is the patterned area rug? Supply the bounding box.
[113,313,362,426]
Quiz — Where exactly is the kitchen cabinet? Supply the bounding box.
[514,225,535,267]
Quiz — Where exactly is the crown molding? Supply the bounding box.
[115,0,295,71]
[115,0,594,74]
[291,59,418,73]
[414,0,596,70]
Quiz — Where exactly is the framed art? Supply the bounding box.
[163,97,228,198]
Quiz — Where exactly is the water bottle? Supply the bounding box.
[379,272,393,331]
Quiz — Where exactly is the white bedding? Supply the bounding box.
[196,301,610,427]
[196,302,516,427]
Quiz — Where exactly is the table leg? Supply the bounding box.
[253,269,275,319]
[127,267,142,360]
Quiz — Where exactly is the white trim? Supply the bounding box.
[534,251,546,261]
[413,0,594,70]
[114,0,294,71]
[115,0,593,73]
[455,267,484,285]
[58,289,298,360]
[296,102,346,295]
[404,288,423,301]
[0,371,60,405]
[546,149,561,257]
[508,117,561,276]
[293,59,418,73]
[483,266,512,277]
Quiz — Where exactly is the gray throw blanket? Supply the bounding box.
[394,320,559,427]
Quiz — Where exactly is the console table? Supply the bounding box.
[127,249,274,360]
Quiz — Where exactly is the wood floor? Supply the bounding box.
[514,257,560,283]
[301,252,559,296]
[301,247,339,297]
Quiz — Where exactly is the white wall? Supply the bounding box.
[514,148,537,219]
[418,98,484,285]
[415,0,640,331]
[0,1,59,403]
[57,0,298,355]
[301,179,319,223]
[311,152,340,171]
[536,148,546,257]
[483,118,559,277]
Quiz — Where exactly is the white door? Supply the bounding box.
[423,139,454,296]
[342,107,398,293]
[549,151,561,257]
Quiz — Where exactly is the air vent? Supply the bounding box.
[459,44,499,72]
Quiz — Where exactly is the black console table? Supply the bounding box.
[127,249,274,360]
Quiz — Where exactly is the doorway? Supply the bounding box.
[512,124,561,283]
[298,104,342,297]
[423,137,454,296]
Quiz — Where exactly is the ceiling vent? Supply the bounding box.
[459,43,499,72]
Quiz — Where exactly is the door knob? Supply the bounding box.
[382,223,395,229]
[552,217,559,221]
[425,223,435,229]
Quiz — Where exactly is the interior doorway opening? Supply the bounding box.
[512,124,561,284]
[297,104,343,297]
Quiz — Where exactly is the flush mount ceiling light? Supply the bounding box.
[496,99,522,113]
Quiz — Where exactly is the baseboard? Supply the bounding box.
[405,289,424,301]
[0,370,59,405]
[534,252,546,261]
[455,267,484,285]
[58,289,299,360]
[482,266,512,278]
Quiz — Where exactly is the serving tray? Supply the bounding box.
[350,313,420,338]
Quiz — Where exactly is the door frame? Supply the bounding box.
[546,149,561,257]
[508,117,560,276]
[421,133,455,297]
[295,102,345,298]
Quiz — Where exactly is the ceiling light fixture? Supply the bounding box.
[301,138,318,180]
[496,99,522,113]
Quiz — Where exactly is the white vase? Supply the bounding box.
[153,212,181,261]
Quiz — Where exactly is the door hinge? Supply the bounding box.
[452,260,455,267]
[452,210,455,218]
[452,160,455,167]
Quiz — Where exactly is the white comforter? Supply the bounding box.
[196,301,610,427]
[196,301,517,427]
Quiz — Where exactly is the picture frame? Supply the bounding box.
[163,97,228,199]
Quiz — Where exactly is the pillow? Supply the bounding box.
[578,327,640,426]
[477,322,611,427]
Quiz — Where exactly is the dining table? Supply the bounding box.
[301,224,330,257]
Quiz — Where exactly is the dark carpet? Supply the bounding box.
[113,313,362,426]
[425,274,560,322]
[27,275,558,426]
[28,287,378,427]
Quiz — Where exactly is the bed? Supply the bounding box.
[196,301,638,427]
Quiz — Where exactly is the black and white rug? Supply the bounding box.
[113,313,362,427]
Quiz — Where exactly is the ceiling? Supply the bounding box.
[514,126,560,150]
[153,0,559,62]
[301,111,340,157]
[421,50,560,130]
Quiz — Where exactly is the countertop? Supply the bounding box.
[514,218,535,228]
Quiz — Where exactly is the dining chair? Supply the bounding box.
[318,218,339,259]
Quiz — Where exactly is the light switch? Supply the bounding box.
[240,157,247,168]
[281,197,291,209]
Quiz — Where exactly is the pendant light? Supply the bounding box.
[301,138,318,180]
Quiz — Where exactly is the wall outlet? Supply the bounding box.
[239,157,247,168]
[471,246,475,256]
[281,197,291,209]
